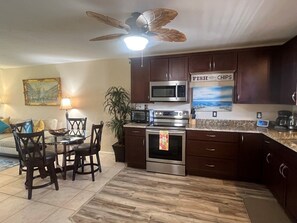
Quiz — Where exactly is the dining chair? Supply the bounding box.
[10,120,35,175]
[72,121,103,181]
[13,130,59,199]
[53,117,87,179]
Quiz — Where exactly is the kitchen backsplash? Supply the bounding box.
[132,103,293,121]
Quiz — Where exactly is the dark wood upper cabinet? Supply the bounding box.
[280,37,297,105]
[189,51,237,73]
[130,57,150,103]
[236,47,279,104]
[150,56,188,81]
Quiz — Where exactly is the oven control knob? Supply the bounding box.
[178,112,182,116]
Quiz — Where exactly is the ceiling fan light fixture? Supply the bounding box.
[123,35,148,51]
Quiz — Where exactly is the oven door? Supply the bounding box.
[146,129,185,165]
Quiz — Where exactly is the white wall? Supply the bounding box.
[0,58,130,152]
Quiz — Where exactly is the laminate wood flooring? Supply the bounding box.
[71,168,275,223]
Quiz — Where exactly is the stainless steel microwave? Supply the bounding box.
[150,81,188,102]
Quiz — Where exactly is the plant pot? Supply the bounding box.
[112,142,125,162]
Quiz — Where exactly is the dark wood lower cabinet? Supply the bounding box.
[262,136,297,222]
[186,130,239,179]
[125,127,146,169]
[238,133,263,183]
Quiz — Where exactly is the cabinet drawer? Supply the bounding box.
[187,140,238,159]
[125,128,145,136]
[187,156,237,178]
[187,130,239,142]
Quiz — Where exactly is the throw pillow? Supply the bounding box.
[33,120,45,132]
[0,117,11,133]
[24,120,33,133]
[0,120,10,133]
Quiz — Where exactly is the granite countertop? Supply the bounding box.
[124,120,297,152]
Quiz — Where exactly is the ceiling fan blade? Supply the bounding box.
[136,8,178,31]
[152,28,187,42]
[89,33,127,41]
[86,11,130,32]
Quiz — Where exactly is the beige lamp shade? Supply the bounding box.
[60,98,72,110]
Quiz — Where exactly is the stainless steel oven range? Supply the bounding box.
[146,110,189,176]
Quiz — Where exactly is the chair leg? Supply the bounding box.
[90,155,95,181]
[96,152,102,173]
[19,159,22,175]
[72,154,79,181]
[81,157,85,173]
[48,162,59,190]
[26,165,34,200]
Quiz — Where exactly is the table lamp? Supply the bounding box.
[60,98,72,128]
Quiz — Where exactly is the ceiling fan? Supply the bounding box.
[86,8,186,51]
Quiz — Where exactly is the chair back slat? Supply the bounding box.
[90,121,104,152]
[67,117,87,136]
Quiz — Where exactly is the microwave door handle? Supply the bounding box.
[175,83,178,101]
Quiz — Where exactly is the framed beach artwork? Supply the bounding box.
[192,85,233,111]
[23,78,62,106]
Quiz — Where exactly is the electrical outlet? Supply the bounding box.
[212,111,217,117]
[257,112,262,119]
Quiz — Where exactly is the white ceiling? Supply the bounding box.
[1,0,297,69]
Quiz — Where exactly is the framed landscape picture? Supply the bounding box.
[23,78,62,106]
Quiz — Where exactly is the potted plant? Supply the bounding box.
[104,86,131,162]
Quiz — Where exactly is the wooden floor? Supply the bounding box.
[71,168,274,223]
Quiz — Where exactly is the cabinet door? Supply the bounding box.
[131,58,150,103]
[236,48,272,103]
[263,139,286,206]
[238,133,263,183]
[280,39,297,105]
[125,128,146,169]
[189,53,212,72]
[212,52,237,71]
[169,57,188,81]
[150,58,169,81]
[286,166,297,221]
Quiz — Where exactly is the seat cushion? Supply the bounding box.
[74,143,99,155]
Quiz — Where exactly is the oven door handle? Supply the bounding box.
[146,129,185,135]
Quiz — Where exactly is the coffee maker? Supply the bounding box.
[275,110,292,130]
[287,113,297,130]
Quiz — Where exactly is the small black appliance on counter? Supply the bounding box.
[274,110,292,131]
[131,109,153,124]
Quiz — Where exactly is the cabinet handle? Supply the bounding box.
[213,61,216,70]
[279,163,285,176]
[132,130,140,134]
[237,94,240,101]
[165,73,168,78]
[264,140,270,144]
[169,73,172,79]
[205,164,215,168]
[266,153,271,163]
[206,134,216,138]
[241,135,244,142]
[206,148,215,152]
[281,165,288,178]
[148,95,150,100]
[292,92,296,102]
[209,61,212,70]
[142,139,145,146]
